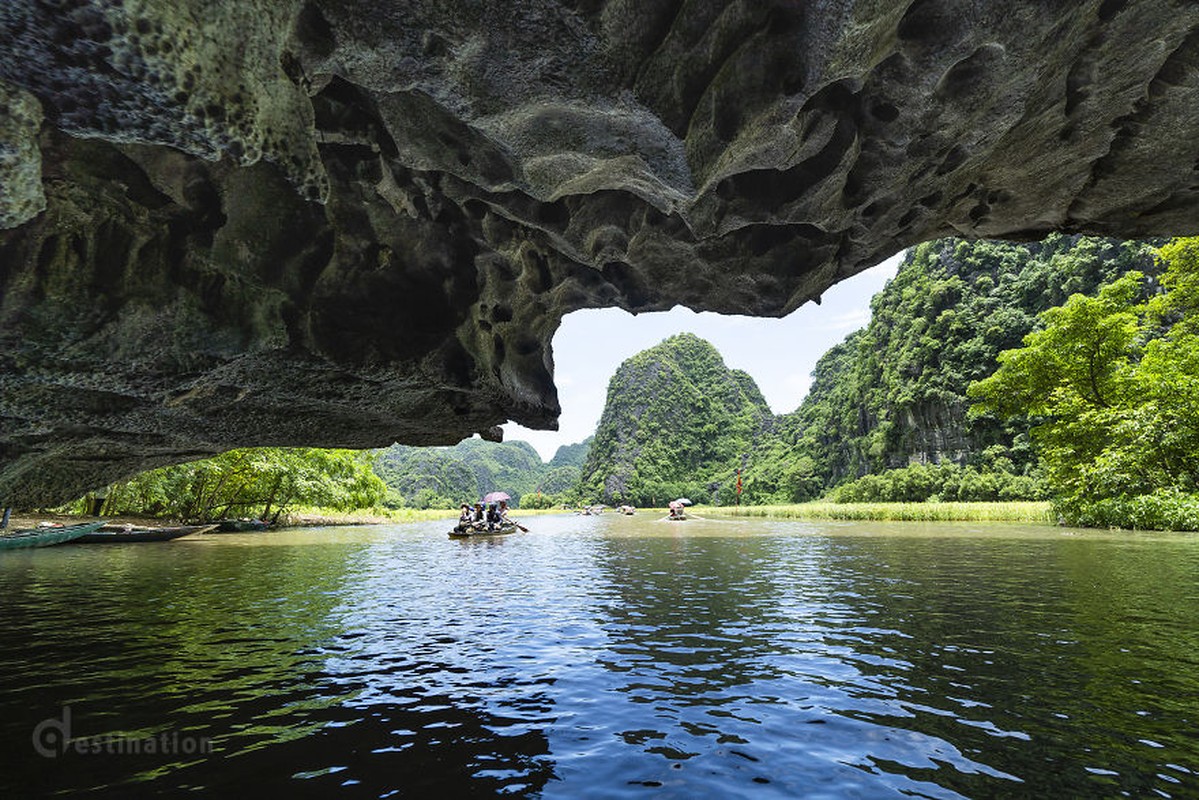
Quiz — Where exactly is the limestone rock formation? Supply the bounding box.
[3,0,1199,505]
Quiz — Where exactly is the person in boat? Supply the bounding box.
[486,503,501,530]
[473,503,485,525]
[456,504,473,533]
[498,500,510,522]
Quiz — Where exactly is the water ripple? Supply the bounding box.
[0,517,1197,797]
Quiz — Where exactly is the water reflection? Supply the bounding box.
[0,519,1196,797]
[541,521,1016,798]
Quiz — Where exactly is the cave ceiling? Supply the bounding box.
[3,0,1199,505]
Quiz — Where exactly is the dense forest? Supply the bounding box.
[64,235,1199,529]
[744,235,1162,504]
[971,237,1199,530]
[80,448,387,522]
[373,437,592,509]
[578,333,772,506]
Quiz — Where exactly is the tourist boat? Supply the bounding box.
[0,521,108,550]
[72,523,218,543]
[448,522,521,538]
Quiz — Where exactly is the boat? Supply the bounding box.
[0,521,108,550]
[619,505,636,515]
[71,523,218,543]
[448,522,521,538]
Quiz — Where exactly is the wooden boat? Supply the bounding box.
[72,523,218,543]
[448,522,520,538]
[0,521,107,550]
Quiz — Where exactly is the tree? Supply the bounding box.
[968,238,1199,529]
[746,235,1158,504]
[98,448,386,521]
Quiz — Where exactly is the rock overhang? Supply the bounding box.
[2,0,1199,506]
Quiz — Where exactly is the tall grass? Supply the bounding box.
[707,501,1056,524]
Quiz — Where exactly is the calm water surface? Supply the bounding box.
[2,514,1198,798]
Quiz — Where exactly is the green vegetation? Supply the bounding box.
[66,433,591,521]
[574,235,1193,529]
[85,448,386,522]
[579,333,771,506]
[547,438,593,469]
[826,461,1047,503]
[373,437,589,509]
[710,501,1054,523]
[745,235,1159,505]
[970,237,1199,530]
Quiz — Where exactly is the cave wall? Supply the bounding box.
[3,0,1199,506]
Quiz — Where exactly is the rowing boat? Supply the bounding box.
[0,521,107,550]
[448,522,520,538]
[72,524,218,543]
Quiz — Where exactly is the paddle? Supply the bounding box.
[510,518,529,532]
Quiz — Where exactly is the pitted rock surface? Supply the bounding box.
[3,1,1199,505]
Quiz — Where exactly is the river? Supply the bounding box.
[2,514,1197,797]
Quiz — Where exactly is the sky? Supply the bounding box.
[502,252,905,461]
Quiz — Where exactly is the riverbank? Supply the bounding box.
[3,506,563,531]
[6,504,1055,530]
[706,501,1056,523]
[4,513,155,531]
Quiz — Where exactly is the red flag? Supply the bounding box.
[736,469,743,494]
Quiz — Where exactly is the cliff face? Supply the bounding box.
[753,235,1161,499]
[580,333,770,505]
[4,2,1199,504]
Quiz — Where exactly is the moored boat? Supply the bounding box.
[0,521,108,550]
[72,524,218,543]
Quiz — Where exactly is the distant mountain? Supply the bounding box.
[523,436,592,500]
[374,446,480,507]
[375,437,576,508]
[579,333,771,505]
[548,437,591,469]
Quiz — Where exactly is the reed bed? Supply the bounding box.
[707,501,1056,524]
